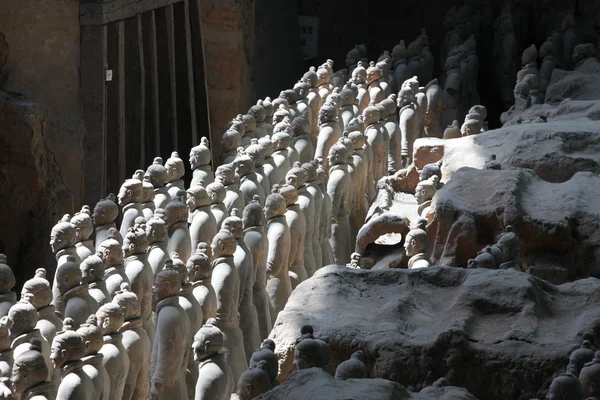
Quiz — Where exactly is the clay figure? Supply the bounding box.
[569,341,596,377]
[162,151,184,201]
[270,130,294,186]
[579,351,600,399]
[192,318,233,400]
[221,127,243,165]
[164,191,192,263]
[380,95,400,174]
[327,143,352,265]
[187,244,217,324]
[347,130,369,245]
[363,102,386,186]
[187,182,218,252]
[215,164,245,214]
[145,157,171,210]
[279,181,307,289]
[234,154,266,206]
[96,303,129,400]
[248,340,279,388]
[117,178,144,240]
[0,317,12,378]
[366,62,385,104]
[397,86,419,168]
[11,338,52,400]
[547,371,584,400]
[302,161,324,270]
[146,213,170,276]
[404,228,431,269]
[80,255,110,307]
[93,195,120,252]
[335,350,367,380]
[189,137,215,188]
[314,104,342,172]
[245,139,271,198]
[50,216,82,312]
[21,269,63,346]
[76,315,110,400]
[352,62,371,112]
[54,256,98,329]
[236,360,271,400]
[293,337,330,373]
[496,226,520,271]
[71,206,95,262]
[0,256,15,319]
[51,319,94,400]
[135,171,155,222]
[290,114,314,165]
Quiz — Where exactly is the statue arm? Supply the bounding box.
[266,223,286,276]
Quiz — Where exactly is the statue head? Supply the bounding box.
[461,118,482,136]
[50,319,84,369]
[75,315,103,356]
[70,206,93,243]
[248,104,266,124]
[206,181,226,205]
[271,97,289,113]
[347,130,366,151]
[293,338,322,370]
[163,151,184,183]
[215,163,237,186]
[11,338,48,394]
[279,182,298,207]
[0,255,14,296]
[0,317,12,352]
[146,213,168,244]
[133,171,155,203]
[96,229,123,266]
[249,344,278,386]
[186,182,211,211]
[227,114,246,136]
[95,302,124,336]
[50,218,77,255]
[351,61,367,84]
[579,351,600,398]
[221,129,243,153]
[569,341,596,376]
[339,82,358,107]
[291,114,310,138]
[237,360,271,400]
[54,256,82,296]
[258,137,274,160]
[366,62,382,85]
[287,162,308,187]
[347,115,365,133]
[222,208,243,240]
[122,221,148,258]
[263,191,286,221]
[420,161,442,183]
[187,243,212,282]
[404,228,428,257]
[21,269,51,310]
[233,154,255,178]
[145,157,168,188]
[260,98,274,119]
[210,230,237,259]
[469,105,487,121]
[92,194,119,226]
[80,255,105,285]
[497,226,518,261]
[415,176,439,205]
[318,104,337,126]
[573,43,597,66]
[279,89,298,105]
[242,114,257,133]
[469,250,496,269]
[327,143,350,168]
[346,46,361,68]
[521,44,538,66]
[273,114,291,133]
[193,318,223,362]
[242,196,263,229]
[189,137,212,170]
[547,370,585,400]
[335,351,367,380]
[163,194,187,229]
[117,178,143,207]
[293,80,310,100]
[245,139,265,167]
[271,131,291,151]
[361,103,380,126]
[391,40,407,62]
[338,136,354,160]
[302,68,319,88]
[302,161,318,183]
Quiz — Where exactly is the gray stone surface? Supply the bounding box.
[269,266,600,400]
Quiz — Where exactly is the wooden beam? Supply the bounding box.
[149,10,160,158]
[118,20,126,183]
[183,0,198,146]
[165,4,178,151]
[80,0,184,26]
[138,14,146,166]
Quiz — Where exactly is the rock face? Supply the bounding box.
[256,368,477,400]
[269,266,600,400]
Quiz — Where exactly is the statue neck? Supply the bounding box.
[55,246,77,262]
[211,255,234,269]
[156,294,180,313]
[102,332,122,344]
[243,225,264,234]
[168,221,188,235]
[82,353,103,367]
[122,202,141,212]
[61,360,84,379]
[37,303,56,318]
[62,283,89,302]
[119,316,143,332]
[23,381,52,400]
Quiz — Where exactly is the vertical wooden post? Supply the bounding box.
[165,4,178,151]
[150,10,161,159]
[118,20,126,183]
[138,14,146,167]
[183,0,198,146]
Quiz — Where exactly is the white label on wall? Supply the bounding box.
[298,16,319,60]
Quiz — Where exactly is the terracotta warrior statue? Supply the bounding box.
[327,143,352,265]
[0,317,12,378]
[189,137,215,188]
[301,68,322,140]
[366,62,385,104]
[496,226,520,271]
[249,340,279,388]
[122,220,154,343]
[352,61,371,112]
[397,86,419,168]
[362,102,384,190]
[206,180,229,229]
[404,227,431,269]
[117,178,144,239]
[111,284,151,400]
[222,210,260,365]
[171,254,203,399]
[335,350,367,380]
[165,151,186,201]
[241,114,259,146]
[339,82,359,131]
[539,37,555,99]
[96,228,129,298]
[215,163,245,214]
[286,164,316,278]
[569,341,596,377]
[317,161,335,266]
[242,198,272,340]
[145,157,171,210]
[71,206,95,262]
[236,361,271,400]
[146,213,169,276]
[164,191,192,263]
[293,80,312,130]
[11,338,52,400]
[258,136,276,188]
[54,256,99,329]
[440,54,463,129]
[290,114,314,164]
[293,336,330,373]
[245,139,271,198]
[0,256,15,319]
[80,255,110,307]
[187,182,218,252]
[76,315,110,400]
[234,153,265,206]
[516,44,541,105]
[347,130,369,245]
[221,128,243,165]
[21,269,62,346]
[424,79,444,138]
[50,216,81,311]
[380,95,400,174]
[579,351,600,399]
[192,318,233,400]
[187,244,217,324]
[314,103,342,172]
[547,370,584,400]
[96,302,129,400]
[415,175,439,219]
[270,130,294,186]
[210,230,247,388]
[303,161,324,270]
[255,100,274,136]
[264,189,292,322]
[279,181,307,289]
[134,170,156,222]
[93,194,120,251]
